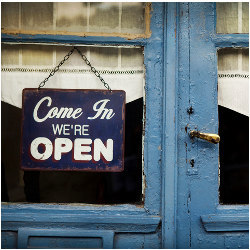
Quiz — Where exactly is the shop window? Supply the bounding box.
[1,2,150,38]
[1,2,147,204]
[1,43,145,204]
[217,48,249,204]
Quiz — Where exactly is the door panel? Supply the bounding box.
[18,229,114,249]
[177,3,249,248]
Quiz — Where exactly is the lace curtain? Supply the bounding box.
[218,48,249,117]
[1,44,145,108]
[217,3,249,116]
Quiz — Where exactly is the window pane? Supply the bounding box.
[218,48,249,116]
[1,44,144,204]
[56,3,88,32]
[89,3,120,33]
[21,3,53,31]
[22,45,54,66]
[216,2,249,33]
[1,44,19,66]
[218,48,249,204]
[1,2,19,30]
[1,2,148,35]
[121,3,146,34]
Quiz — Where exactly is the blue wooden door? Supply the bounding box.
[170,3,249,249]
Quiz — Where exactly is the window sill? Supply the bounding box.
[201,205,249,232]
[213,33,249,47]
[2,203,160,233]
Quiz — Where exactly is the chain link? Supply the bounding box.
[74,47,112,91]
[38,46,112,91]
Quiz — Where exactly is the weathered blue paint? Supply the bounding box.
[161,2,178,249]
[114,233,161,249]
[21,89,125,172]
[176,2,249,248]
[2,204,160,233]
[1,33,147,46]
[201,214,249,232]
[1,2,249,248]
[18,229,114,249]
[1,231,17,249]
[213,34,249,47]
[143,2,164,216]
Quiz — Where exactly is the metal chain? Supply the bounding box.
[38,47,75,89]
[74,47,112,91]
[38,46,112,91]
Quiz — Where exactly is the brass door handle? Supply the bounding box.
[189,130,220,144]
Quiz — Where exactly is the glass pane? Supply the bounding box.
[1,2,19,31]
[121,48,144,67]
[1,44,144,204]
[22,45,54,66]
[90,47,118,68]
[1,2,147,35]
[1,44,19,66]
[21,3,53,31]
[55,2,88,32]
[242,2,250,33]
[89,3,120,33]
[217,2,249,33]
[121,3,146,34]
[2,44,144,106]
[218,48,249,204]
[218,48,249,116]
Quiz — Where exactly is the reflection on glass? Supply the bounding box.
[22,45,53,66]
[1,44,144,204]
[121,3,146,33]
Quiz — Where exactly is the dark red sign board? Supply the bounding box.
[21,89,125,172]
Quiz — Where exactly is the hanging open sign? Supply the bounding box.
[21,89,125,172]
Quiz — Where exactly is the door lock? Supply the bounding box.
[189,130,220,144]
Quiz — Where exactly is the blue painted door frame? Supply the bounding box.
[171,3,249,249]
[1,3,249,248]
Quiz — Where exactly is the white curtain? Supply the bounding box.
[1,44,144,108]
[218,48,249,116]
